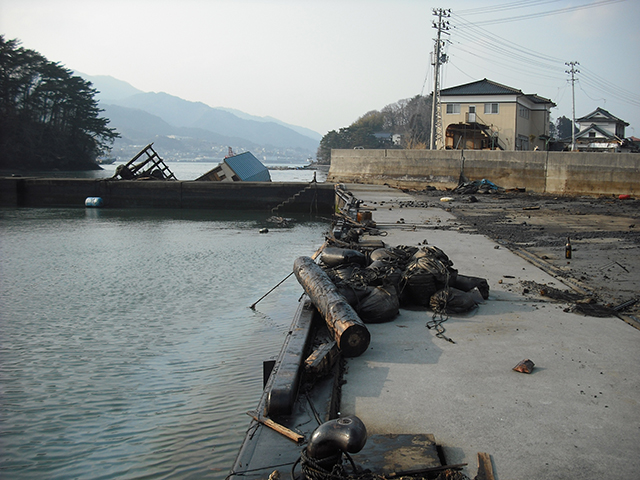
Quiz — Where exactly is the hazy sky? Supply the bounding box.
[2,0,639,136]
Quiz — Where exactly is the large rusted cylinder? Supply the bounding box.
[293,256,370,357]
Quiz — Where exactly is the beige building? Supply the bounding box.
[439,78,555,151]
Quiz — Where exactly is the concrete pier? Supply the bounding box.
[0,177,335,213]
[339,184,640,480]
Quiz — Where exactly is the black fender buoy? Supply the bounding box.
[306,415,367,464]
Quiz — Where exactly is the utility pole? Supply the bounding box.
[565,61,580,151]
[429,8,450,150]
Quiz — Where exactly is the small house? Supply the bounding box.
[573,108,629,152]
[196,151,271,182]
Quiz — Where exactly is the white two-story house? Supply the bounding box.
[573,107,629,152]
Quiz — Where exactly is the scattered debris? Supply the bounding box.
[566,303,617,317]
[112,143,177,180]
[521,280,593,304]
[266,216,294,227]
[513,359,535,374]
[475,452,496,480]
[613,298,638,312]
[454,178,503,195]
[195,150,271,182]
[305,341,339,377]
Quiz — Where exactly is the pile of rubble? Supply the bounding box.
[318,243,490,324]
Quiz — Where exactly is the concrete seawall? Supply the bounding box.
[0,177,336,213]
[328,149,640,196]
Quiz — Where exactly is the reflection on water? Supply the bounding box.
[0,208,327,479]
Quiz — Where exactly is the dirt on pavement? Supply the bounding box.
[403,189,640,320]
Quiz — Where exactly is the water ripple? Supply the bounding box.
[0,209,326,479]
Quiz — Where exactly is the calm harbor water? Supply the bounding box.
[0,206,328,479]
[12,161,328,183]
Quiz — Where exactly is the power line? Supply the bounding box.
[450,15,561,64]
[456,0,563,16]
[448,44,564,83]
[468,0,627,27]
[578,66,640,105]
[446,9,638,110]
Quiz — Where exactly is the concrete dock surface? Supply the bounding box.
[339,184,640,480]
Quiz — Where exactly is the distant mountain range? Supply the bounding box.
[77,73,321,163]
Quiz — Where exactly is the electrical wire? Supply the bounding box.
[445,7,638,109]
[450,13,566,67]
[578,65,640,105]
[466,0,628,27]
[456,0,564,15]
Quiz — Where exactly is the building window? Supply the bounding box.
[588,131,596,138]
[518,105,529,119]
[446,103,460,114]
[484,103,499,114]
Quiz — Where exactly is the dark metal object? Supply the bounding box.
[613,298,638,312]
[306,416,367,461]
[293,256,371,357]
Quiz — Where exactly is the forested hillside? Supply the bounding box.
[317,94,433,164]
[0,37,118,171]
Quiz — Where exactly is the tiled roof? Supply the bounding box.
[440,78,522,96]
[225,152,271,182]
[575,124,621,141]
[441,78,555,106]
[577,107,629,126]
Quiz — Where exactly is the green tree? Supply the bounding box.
[316,95,435,163]
[0,36,119,171]
[555,115,577,140]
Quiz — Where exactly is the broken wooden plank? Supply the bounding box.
[476,452,495,480]
[246,412,304,445]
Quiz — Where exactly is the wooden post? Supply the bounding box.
[293,256,370,357]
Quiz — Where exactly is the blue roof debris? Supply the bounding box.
[195,150,271,182]
[225,152,271,182]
